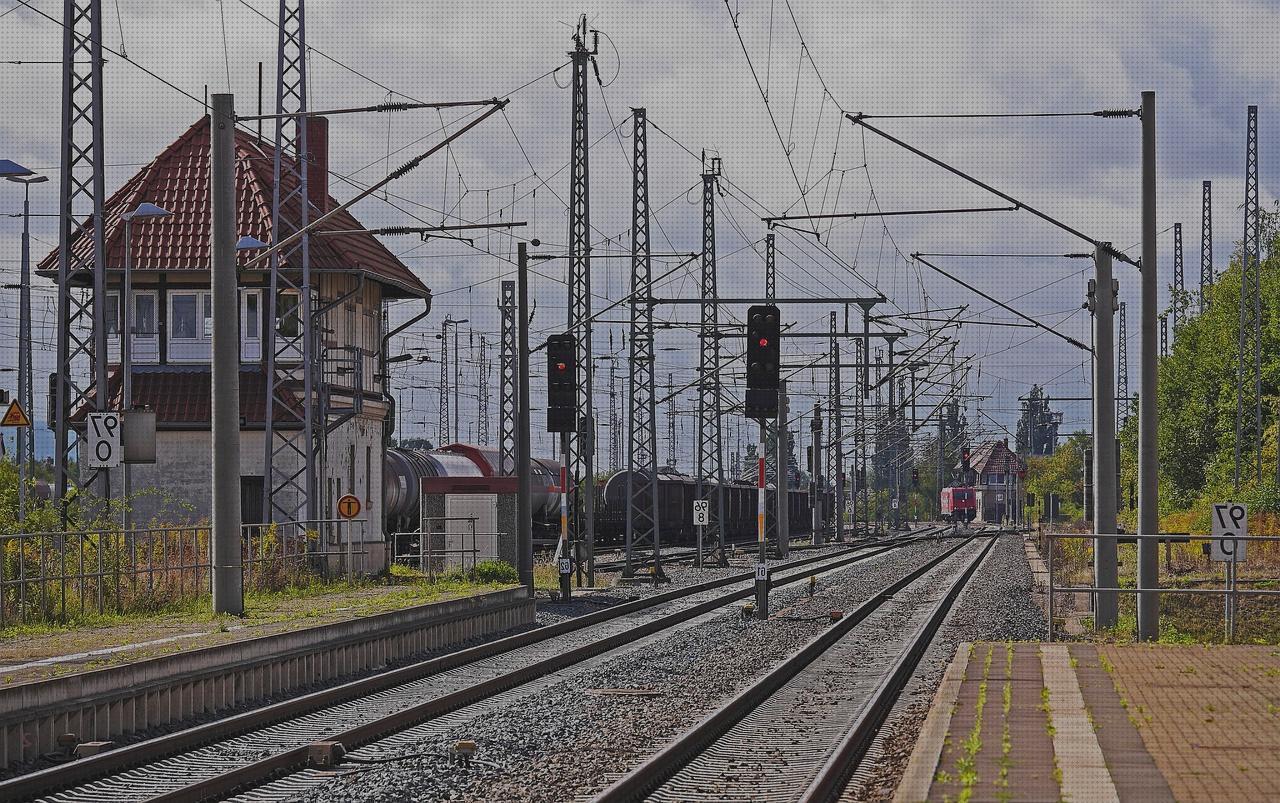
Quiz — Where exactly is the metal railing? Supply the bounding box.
[391,516,508,579]
[0,518,368,627]
[1046,531,1280,642]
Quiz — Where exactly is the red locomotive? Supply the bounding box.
[940,486,977,523]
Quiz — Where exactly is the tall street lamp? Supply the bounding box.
[119,202,172,530]
[4,160,42,522]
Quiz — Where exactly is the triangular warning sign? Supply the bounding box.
[1,400,31,427]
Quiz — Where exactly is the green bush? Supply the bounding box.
[469,559,518,584]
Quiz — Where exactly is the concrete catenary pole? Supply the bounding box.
[210,94,243,616]
[1093,244,1119,630]
[775,380,790,557]
[516,242,533,594]
[1137,90,1160,641]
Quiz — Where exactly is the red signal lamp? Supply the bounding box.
[556,362,567,371]
[758,337,769,347]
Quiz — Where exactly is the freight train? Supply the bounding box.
[940,486,977,523]
[383,445,824,544]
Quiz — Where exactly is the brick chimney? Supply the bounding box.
[306,115,329,214]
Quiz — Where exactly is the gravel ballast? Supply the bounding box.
[265,535,974,803]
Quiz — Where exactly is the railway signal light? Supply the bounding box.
[961,446,972,473]
[546,334,577,433]
[911,467,920,487]
[745,304,780,419]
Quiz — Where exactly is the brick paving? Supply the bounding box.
[897,643,1280,803]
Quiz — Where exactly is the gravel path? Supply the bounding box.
[269,537,960,803]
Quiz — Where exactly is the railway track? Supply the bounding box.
[6,526,948,802]
[593,528,997,803]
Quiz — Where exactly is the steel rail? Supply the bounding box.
[799,534,999,802]
[592,527,983,802]
[8,527,944,802]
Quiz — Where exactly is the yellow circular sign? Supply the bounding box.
[337,494,362,519]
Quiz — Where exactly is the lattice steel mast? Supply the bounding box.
[624,107,662,577]
[1200,180,1213,313]
[565,16,598,583]
[438,316,450,445]
[263,0,316,522]
[477,335,489,445]
[696,156,727,565]
[498,280,517,473]
[608,330,621,470]
[666,372,677,468]
[1236,105,1262,489]
[763,231,778,545]
[1117,301,1129,428]
[1172,222,1184,330]
[54,0,109,514]
[828,311,843,542]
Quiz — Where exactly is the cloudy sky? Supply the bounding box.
[1,0,1276,466]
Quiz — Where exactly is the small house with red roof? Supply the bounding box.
[40,115,431,544]
[955,439,1026,523]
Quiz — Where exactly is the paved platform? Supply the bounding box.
[896,642,1280,802]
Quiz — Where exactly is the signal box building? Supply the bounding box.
[40,116,432,558]
[956,439,1026,523]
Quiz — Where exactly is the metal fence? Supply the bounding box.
[1046,531,1280,643]
[0,519,368,627]
[391,516,506,579]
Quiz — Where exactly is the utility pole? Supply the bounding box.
[14,174,42,521]
[696,156,727,566]
[263,0,316,523]
[1137,89,1159,642]
[810,404,823,542]
[1236,105,1263,489]
[565,16,598,585]
[1091,244,1119,630]
[1117,301,1129,427]
[1200,180,1213,314]
[775,379,790,557]
[624,107,662,578]
[666,373,677,468]
[763,233,778,546]
[499,281,517,473]
[54,0,109,517]
[516,244,533,592]
[211,93,244,615]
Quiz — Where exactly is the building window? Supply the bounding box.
[172,293,199,339]
[105,293,120,336]
[245,291,259,339]
[202,294,213,338]
[135,294,157,335]
[276,290,300,338]
[988,473,1003,485]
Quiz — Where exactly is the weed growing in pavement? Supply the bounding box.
[957,645,994,803]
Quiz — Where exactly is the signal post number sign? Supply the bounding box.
[87,412,122,469]
[1210,502,1248,563]
[692,499,710,527]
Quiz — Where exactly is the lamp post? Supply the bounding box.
[5,163,45,522]
[119,203,172,531]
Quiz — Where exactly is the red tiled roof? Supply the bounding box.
[38,117,430,299]
[966,440,1026,475]
[70,365,302,427]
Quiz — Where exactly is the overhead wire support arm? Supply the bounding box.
[846,113,1139,267]
[246,98,510,269]
[237,97,503,120]
[911,254,1092,352]
[762,205,1018,227]
[318,222,528,236]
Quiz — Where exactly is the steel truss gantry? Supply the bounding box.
[54,0,109,514]
[623,107,663,578]
[696,157,728,566]
[1235,105,1263,488]
[263,0,317,522]
[1117,301,1130,428]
